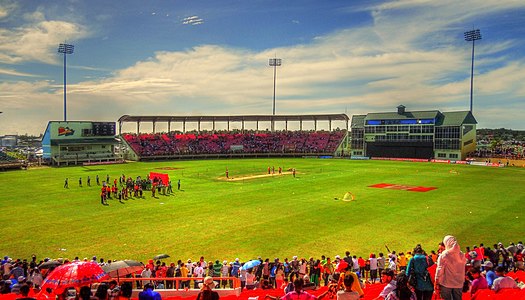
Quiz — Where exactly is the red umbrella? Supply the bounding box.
[40,261,109,294]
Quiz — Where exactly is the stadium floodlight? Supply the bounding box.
[269,57,282,131]
[464,29,481,113]
[58,43,74,121]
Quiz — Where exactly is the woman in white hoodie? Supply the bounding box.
[434,235,467,300]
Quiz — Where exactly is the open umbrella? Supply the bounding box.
[39,260,63,269]
[153,254,170,260]
[102,260,144,279]
[241,259,261,270]
[39,261,109,294]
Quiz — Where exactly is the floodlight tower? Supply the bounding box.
[58,43,74,121]
[269,57,281,131]
[464,29,481,113]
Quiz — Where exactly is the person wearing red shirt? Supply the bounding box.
[357,257,366,278]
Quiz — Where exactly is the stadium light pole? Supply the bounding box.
[464,29,481,113]
[58,43,74,121]
[269,57,281,131]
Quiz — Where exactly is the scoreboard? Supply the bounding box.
[92,122,116,136]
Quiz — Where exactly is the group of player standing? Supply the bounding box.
[267,166,296,177]
[64,174,181,205]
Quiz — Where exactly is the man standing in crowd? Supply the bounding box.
[435,235,466,300]
[166,263,175,289]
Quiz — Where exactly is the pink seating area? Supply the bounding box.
[122,131,346,157]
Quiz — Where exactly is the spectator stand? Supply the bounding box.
[118,114,349,161]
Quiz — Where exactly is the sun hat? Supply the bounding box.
[198,276,218,289]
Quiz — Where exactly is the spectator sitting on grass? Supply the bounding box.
[138,283,161,300]
[373,269,396,300]
[467,268,488,296]
[385,273,416,300]
[265,277,328,300]
[492,265,518,292]
[337,274,360,300]
[196,276,219,300]
[18,284,36,300]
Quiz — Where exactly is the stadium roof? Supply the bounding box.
[118,114,349,133]
[118,114,349,123]
[365,110,441,120]
[352,107,477,127]
[438,111,477,126]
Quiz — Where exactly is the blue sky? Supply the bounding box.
[1,0,524,135]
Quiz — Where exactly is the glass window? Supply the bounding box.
[366,120,381,125]
[410,126,422,133]
[387,126,397,132]
[463,139,473,146]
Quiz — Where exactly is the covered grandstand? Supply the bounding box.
[118,114,349,161]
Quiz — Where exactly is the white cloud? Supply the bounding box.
[0,1,17,20]
[0,11,89,64]
[182,15,204,25]
[0,67,41,77]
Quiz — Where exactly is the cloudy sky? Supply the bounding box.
[1,0,524,135]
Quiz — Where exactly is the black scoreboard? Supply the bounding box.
[92,122,116,136]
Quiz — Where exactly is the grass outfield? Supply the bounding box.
[0,158,523,262]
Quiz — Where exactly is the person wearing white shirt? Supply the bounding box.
[369,254,379,283]
[141,267,152,286]
[186,259,194,277]
[194,264,205,289]
[492,266,518,292]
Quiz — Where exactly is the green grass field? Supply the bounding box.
[0,158,523,263]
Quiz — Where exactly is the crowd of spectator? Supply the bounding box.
[472,141,524,160]
[1,239,524,299]
[122,130,346,157]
